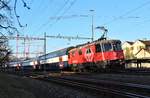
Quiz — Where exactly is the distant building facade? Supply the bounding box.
[122,40,150,68]
[122,41,134,59]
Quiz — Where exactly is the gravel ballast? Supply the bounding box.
[0,73,101,98]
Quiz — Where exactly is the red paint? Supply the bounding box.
[68,40,124,65]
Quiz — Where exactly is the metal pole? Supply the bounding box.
[23,38,26,58]
[90,10,94,41]
[44,32,46,72]
[16,33,19,58]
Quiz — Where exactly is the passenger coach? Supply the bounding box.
[39,47,73,71]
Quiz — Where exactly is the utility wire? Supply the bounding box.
[36,0,70,32]
[49,14,89,20]
[46,0,77,29]
[30,0,54,34]
[29,0,47,31]
[103,0,150,26]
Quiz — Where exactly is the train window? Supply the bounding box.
[113,43,122,51]
[72,51,75,56]
[86,49,88,54]
[78,49,82,55]
[89,49,91,53]
[103,43,112,51]
[86,48,91,54]
[68,53,70,58]
[96,44,101,52]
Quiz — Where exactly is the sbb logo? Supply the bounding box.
[84,48,94,62]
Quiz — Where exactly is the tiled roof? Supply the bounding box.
[126,41,134,45]
[135,48,150,55]
[139,40,150,46]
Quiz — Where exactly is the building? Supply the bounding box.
[132,40,150,56]
[122,40,150,68]
[135,48,150,59]
[122,41,134,59]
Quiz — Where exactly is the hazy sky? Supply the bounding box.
[10,0,150,56]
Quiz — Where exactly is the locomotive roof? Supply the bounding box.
[39,46,73,59]
[94,39,121,44]
[81,39,120,47]
[69,39,121,52]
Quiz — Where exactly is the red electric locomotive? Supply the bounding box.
[68,39,125,71]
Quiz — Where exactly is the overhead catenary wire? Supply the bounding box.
[46,0,77,29]
[103,0,150,26]
[36,0,71,32]
[38,0,54,18]
[29,0,54,35]
[49,14,89,20]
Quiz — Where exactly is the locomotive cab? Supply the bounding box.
[68,39,125,71]
[95,40,125,69]
[112,41,124,59]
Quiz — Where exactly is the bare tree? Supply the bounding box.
[0,0,11,68]
[0,0,30,68]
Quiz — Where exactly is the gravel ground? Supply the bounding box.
[2,72,149,98]
[0,73,102,98]
[73,73,150,85]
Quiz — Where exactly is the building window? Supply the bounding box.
[146,46,150,50]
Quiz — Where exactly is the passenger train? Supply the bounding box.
[8,38,125,72]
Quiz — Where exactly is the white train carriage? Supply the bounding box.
[38,47,72,71]
[8,61,21,71]
[29,58,40,70]
[21,60,33,71]
[21,58,40,71]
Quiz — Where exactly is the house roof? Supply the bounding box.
[126,41,134,45]
[139,40,150,46]
[135,48,150,55]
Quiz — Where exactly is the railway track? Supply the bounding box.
[33,75,150,98]
[4,70,150,97]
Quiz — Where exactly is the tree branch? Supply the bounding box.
[14,0,23,27]
[13,0,30,27]
[0,0,11,10]
[0,24,19,33]
[21,0,30,9]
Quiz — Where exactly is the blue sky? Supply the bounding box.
[9,0,150,57]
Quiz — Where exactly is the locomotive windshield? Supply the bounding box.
[113,42,122,51]
[95,40,122,52]
[103,43,112,51]
[96,43,112,52]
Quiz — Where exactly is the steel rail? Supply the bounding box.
[61,76,150,90]
[36,76,150,98]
